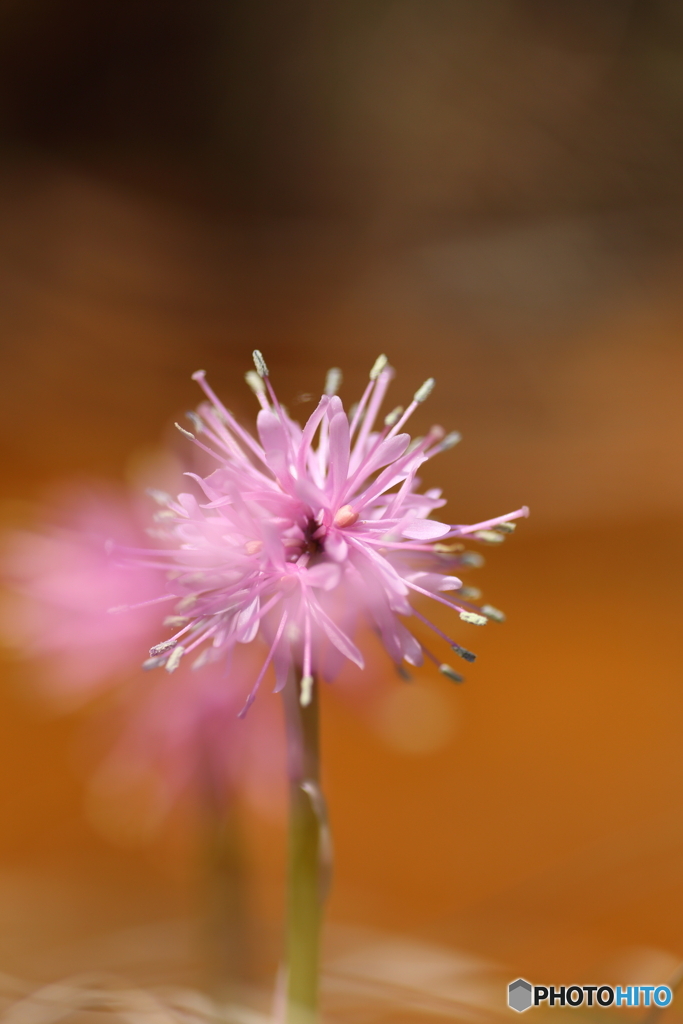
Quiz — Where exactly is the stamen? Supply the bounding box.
[351,366,394,467]
[324,368,342,396]
[300,675,314,706]
[245,370,266,395]
[245,371,270,410]
[439,664,465,683]
[413,378,435,403]
[175,422,195,440]
[439,431,461,451]
[383,376,434,441]
[453,506,530,536]
[107,593,178,614]
[165,645,185,673]
[369,354,388,380]
[142,654,168,671]
[253,350,269,377]
[459,611,487,626]
[146,488,172,505]
[238,610,288,718]
[186,411,204,433]
[410,605,465,652]
[473,530,505,544]
[460,552,485,568]
[481,604,506,623]
[384,406,403,427]
[149,639,177,656]
[191,373,269,465]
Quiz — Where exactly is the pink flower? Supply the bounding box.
[91,646,285,827]
[132,353,528,713]
[0,485,285,820]
[0,486,163,703]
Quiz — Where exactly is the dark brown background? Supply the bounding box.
[0,0,682,1003]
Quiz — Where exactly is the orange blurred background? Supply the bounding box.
[1,0,683,1014]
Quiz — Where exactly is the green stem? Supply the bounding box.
[197,729,249,1000]
[282,673,326,1024]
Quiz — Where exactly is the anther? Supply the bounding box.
[439,431,462,450]
[146,488,172,505]
[473,530,504,544]
[494,522,516,534]
[253,350,269,377]
[163,616,189,628]
[142,655,168,671]
[333,505,359,528]
[325,368,343,396]
[369,354,388,380]
[481,604,506,623]
[459,611,488,626]
[165,645,185,673]
[458,586,481,600]
[413,378,435,403]
[175,422,195,440]
[245,370,266,395]
[460,552,484,568]
[384,406,403,427]
[300,675,314,706]
[149,639,177,657]
[452,645,477,663]
[186,411,204,433]
[439,664,464,683]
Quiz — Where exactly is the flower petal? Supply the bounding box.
[235,597,260,643]
[328,411,351,501]
[309,596,364,669]
[306,563,342,591]
[401,519,451,540]
[324,532,348,562]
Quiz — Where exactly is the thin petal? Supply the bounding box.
[328,411,351,501]
[309,596,364,668]
[401,519,451,540]
[306,563,342,591]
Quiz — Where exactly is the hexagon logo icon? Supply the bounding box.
[508,979,533,1012]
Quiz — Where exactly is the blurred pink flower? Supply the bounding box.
[132,353,528,712]
[93,649,285,827]
[0,486,163,702]
[0,485,285,822]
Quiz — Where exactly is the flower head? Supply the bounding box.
[0,486,163,701]
[133,354,527,713]
[0,485,284,823]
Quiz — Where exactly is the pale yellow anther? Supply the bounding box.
[333,505,359,528]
